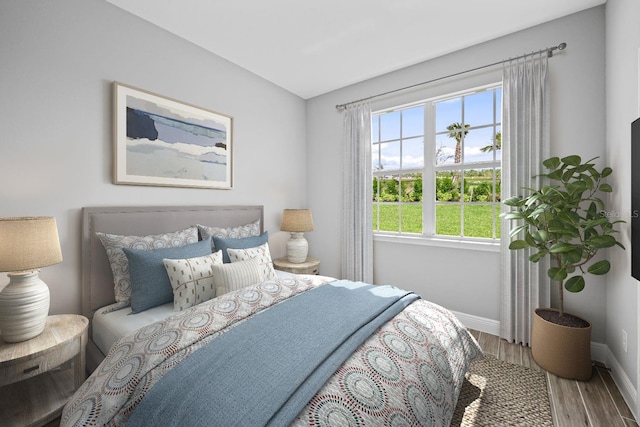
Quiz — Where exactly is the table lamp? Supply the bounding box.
[0,217,63,342]
[280,209,314,263]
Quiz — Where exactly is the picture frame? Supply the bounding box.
[114,82,233,189]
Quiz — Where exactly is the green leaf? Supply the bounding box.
[565,275,585,293]
[585,235,617,249]
[599,183,613,192]
[549,242,576,253]
[561,155,582,166]
[502,212,525,220]
[543,157,560,169]
[509,240,531,250]
[548,267,568,281]
[601,167,613,177]
[587,260,611,275]
[529,252,547,263]
[531,230,548,243]
[503,196,524,207]
[547,170,564,180]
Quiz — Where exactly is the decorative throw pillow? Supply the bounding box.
[211,258,264,296]
[226,242,277,281]
[212,232,269,263]
[123,238,212,313]
[163,251,223,311]
[96,227,199,307]
[197,219,261,241]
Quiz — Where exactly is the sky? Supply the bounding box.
[372,87,502,171]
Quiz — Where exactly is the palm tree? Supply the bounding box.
[447,122,470,164]
[447,122,470,185]
[480,131,502,153]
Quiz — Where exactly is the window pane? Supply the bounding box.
[464,127,495,163]
[380,111,400,141]
[402,137,424,169]
[464,91,494,125]
[372,143,382,171]
[436,98,461,133]
[464,204,495,238]
[401,203,422,233]
[435,170,460,202]
[464,169,495,202]
[380,141,400,171]
[402,106,424,138]
[435,133,458,166]
[436,204,460,236]
[378,202,400,232]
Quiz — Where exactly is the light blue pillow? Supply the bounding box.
[123,237,212,313]
[213,232,269,263]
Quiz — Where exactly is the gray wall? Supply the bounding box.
[605,0,640,415]
[307,7,607,339]
[0,0,307,315]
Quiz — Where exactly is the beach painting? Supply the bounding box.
[114,82,232,189]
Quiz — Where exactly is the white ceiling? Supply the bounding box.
[105,0,605,99]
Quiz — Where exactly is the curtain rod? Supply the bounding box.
[335,42,567,111]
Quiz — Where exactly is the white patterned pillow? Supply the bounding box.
[96,227,199,307]
[211,258,263,296]
[163,251,223,311]
[226,242,277,281]
[197,219,261,240]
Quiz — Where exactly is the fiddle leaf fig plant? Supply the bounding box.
[501,155,625,316]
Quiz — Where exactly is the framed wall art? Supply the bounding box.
[114,82,233,189]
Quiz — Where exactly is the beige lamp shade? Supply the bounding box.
[0,217,63,272]
[280,209,314,232]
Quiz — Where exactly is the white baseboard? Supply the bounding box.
[450,311,638,422]
[451,310,501,336]
[604,346,638,421]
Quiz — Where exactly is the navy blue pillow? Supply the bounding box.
[123,237,212,313]
[213,232,269,263]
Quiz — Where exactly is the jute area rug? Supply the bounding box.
[451,356,553,426]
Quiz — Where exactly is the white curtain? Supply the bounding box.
[342,101,373,283]
[500,53,550,346]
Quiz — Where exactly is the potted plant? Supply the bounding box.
[502,155,624,380]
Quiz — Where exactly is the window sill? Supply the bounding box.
[373,233,501,252]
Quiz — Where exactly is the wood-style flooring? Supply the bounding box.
[470,329,638,426]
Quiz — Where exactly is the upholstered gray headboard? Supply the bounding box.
[81,205,264,320]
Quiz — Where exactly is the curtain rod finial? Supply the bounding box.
[558,42,567,50]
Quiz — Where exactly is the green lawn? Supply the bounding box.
[373,203,500,239]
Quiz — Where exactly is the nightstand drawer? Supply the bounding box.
[0,337,79,387]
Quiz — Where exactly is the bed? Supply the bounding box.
[62,205,482,426]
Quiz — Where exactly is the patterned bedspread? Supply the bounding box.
[61,275,482,426]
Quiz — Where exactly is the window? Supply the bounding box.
[372,84,502,240]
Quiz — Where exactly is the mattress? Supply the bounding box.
[92,270,298,356]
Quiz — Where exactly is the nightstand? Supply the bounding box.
[273,256,320,275]
[0,314,89,426]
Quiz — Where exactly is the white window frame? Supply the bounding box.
[372,82,502,251]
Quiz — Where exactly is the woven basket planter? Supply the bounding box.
[531,308,592,381]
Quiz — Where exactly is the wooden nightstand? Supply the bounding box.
[0,314,89,426]
[273,257,320,275]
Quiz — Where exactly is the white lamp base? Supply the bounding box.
[286,232,309,263]
[0,271,50,342]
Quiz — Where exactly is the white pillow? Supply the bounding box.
[163,251,223,311]
[211,258,264,296]
[226,242,277,281]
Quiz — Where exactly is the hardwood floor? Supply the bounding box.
[470,329,638,427]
